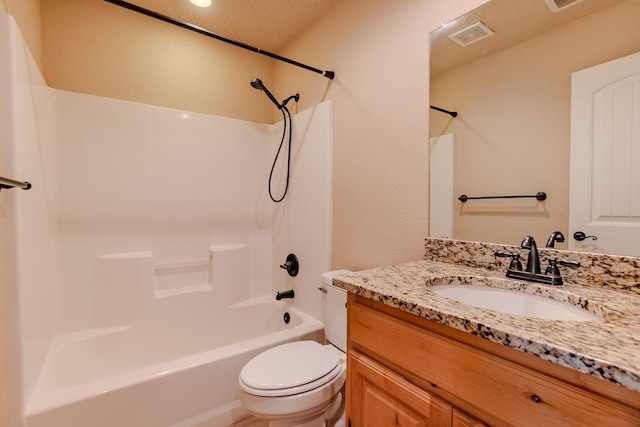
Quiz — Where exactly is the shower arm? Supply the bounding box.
[103,0,335,80]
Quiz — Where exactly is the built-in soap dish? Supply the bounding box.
[153,257,212,298]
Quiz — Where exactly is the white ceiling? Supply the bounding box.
[430,0,625,76]
[117,0,338,52]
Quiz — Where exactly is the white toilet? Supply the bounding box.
[238,270,351,427]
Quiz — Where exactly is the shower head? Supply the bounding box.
[250,78,264,90]
[250,78,282,110]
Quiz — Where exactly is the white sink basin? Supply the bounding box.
[430,284,598,322]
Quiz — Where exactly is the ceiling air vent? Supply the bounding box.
[544,0,584,13]
[448,22,494,47]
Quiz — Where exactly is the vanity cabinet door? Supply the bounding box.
[347,350,452,427]
[348,294,640,426]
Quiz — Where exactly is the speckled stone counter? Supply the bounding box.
[333,237,640,394]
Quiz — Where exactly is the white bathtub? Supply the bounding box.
[25,299,324,427]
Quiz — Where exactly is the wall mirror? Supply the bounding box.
[429,0,640,255]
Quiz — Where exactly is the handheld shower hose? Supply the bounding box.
[250,78,299,202]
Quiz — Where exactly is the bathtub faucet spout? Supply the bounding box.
[276,290,295,300]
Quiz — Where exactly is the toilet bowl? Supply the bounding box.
[238,270,351,427]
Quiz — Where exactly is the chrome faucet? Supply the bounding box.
[521,236,541,274]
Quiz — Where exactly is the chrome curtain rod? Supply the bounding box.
[458,192,546,203]
[103,0,335,79]
[0,175,32,190]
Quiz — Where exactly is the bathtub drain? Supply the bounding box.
[283,312,290,324]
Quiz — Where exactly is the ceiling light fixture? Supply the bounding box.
[189,0,212,7]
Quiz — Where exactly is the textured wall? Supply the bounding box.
[274,0,489,270]
[41,0,274,123]
[431,1,640,247]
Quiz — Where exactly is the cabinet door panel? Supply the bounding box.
[347,351,452,427]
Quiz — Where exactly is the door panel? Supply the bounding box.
[569,51,640,255]
[347,351,452,427]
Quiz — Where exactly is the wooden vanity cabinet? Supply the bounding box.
[348,350,458,426]
[346,293,640,427]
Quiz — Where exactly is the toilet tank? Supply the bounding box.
[320,270,351,352]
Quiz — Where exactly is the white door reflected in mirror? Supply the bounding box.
[569,51,640,257]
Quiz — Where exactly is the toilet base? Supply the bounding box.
[253,390,345,427]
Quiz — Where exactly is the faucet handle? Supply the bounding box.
[495,251,523,271]
[545,258,561,276]
[279,253,299,277]
[558,259,581,268]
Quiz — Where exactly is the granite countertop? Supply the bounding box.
[333,259,640,394]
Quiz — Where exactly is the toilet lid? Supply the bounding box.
[239,341,341,395]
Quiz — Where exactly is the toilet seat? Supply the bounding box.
[239,341,343,397]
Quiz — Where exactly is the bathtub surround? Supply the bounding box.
[1,13,333,427]
[334,237,640,394]
[0,13,56,427]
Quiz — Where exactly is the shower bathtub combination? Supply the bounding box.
[21,230,331,426]
[2,11,333,426]
[27,270,323,427]
[21,244,324,427]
